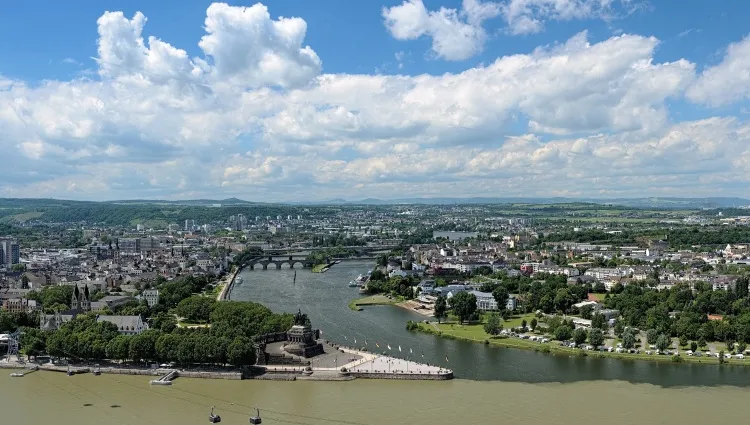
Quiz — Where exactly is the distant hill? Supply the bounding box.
[297,196,750,209]
[0,196,748,210]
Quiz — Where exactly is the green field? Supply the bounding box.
[588,293,606,301]
[348,295,398,311]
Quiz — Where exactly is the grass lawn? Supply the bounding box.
[348,295,399,310]
[416,323,746,367]
[435,313,537,339]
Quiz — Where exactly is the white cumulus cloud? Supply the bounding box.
[382,0,500,61]
[2,2,750,201]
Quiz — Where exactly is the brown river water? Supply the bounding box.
[4,372,750,425]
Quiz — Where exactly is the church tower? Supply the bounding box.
[71,285,80,310]
[81,285,91,312]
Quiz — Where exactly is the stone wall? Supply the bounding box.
[349,371,453,380]
[255,332,287,344]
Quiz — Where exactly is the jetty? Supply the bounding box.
[10,364,38,377]
[150,369,178,385]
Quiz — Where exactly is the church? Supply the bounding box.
[39,284,92,331]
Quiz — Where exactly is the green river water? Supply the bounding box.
[6,260,750,424]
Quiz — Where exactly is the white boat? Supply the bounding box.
[235,276,243,284]
[348,281,358,288]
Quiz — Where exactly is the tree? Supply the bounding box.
[227,336,255,367]
[646,329,659,345]
[434,295,447,324]
[593,281,606,293]
[106,335,130,361]
[588,328,605,347]
[492,287,509,313]
[573,328,587,346]
[698,336,707,348]
[554,325,573,341]
[719,350,726,365]
[622,328,636,349]
[678,335,689,347]
[370,270,386,281]
[451,292,477,325]
[483,313,502,336]
[580,305,594,320]
[737,341,747,354]
[176,296,216,323]
[530,317,538,332]
[501,309,511,321]
[521,319,527,330]
[614,320,625,338]
[591,312,607,330]
[690,341,698,353]
[656,334,671,352]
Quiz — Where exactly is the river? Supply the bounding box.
[5,372,750,425]
[231,260,750,386]
[10,261,750,424]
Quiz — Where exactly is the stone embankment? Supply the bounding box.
[217,266,242,301]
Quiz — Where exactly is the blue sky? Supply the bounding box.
[1,0,750,201]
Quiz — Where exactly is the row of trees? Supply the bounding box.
[603,278,750,345]
[25,301,291,367]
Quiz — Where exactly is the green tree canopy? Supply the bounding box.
[450,292,477,325]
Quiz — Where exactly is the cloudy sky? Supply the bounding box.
[1,0,750,201]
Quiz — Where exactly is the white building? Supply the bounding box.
[142,289,160,307]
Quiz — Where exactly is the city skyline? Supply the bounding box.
[2,1,750,201]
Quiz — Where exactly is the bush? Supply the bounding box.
[671,355,683,363]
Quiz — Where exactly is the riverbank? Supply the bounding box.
[348,295,399,311]
[312,260,339,273]
[414,322,749,367]
[217,266,241,301]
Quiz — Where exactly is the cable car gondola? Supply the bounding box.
[209,406,221,423]
[249,408,262,424]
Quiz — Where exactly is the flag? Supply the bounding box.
[319,330,323,335]
[387,344,392,350]
[376,342,380,348]
[421,352,424,359]
[410,348,413,354]
[445,356,449,363]
[365,340,368,346]
[354,338,357,344]
[398,345,402,352]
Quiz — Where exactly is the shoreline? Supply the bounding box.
[216,266,241,301]
[413,323,746,367]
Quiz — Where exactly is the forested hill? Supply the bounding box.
[0,198,317,227]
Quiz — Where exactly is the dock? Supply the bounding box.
[10,364,38,377]
[149,369,178,385]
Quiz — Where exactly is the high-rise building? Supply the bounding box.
[0,237,20,266]
[118,238,140,254]
[229,214,246,231]
[184,219,196,231]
